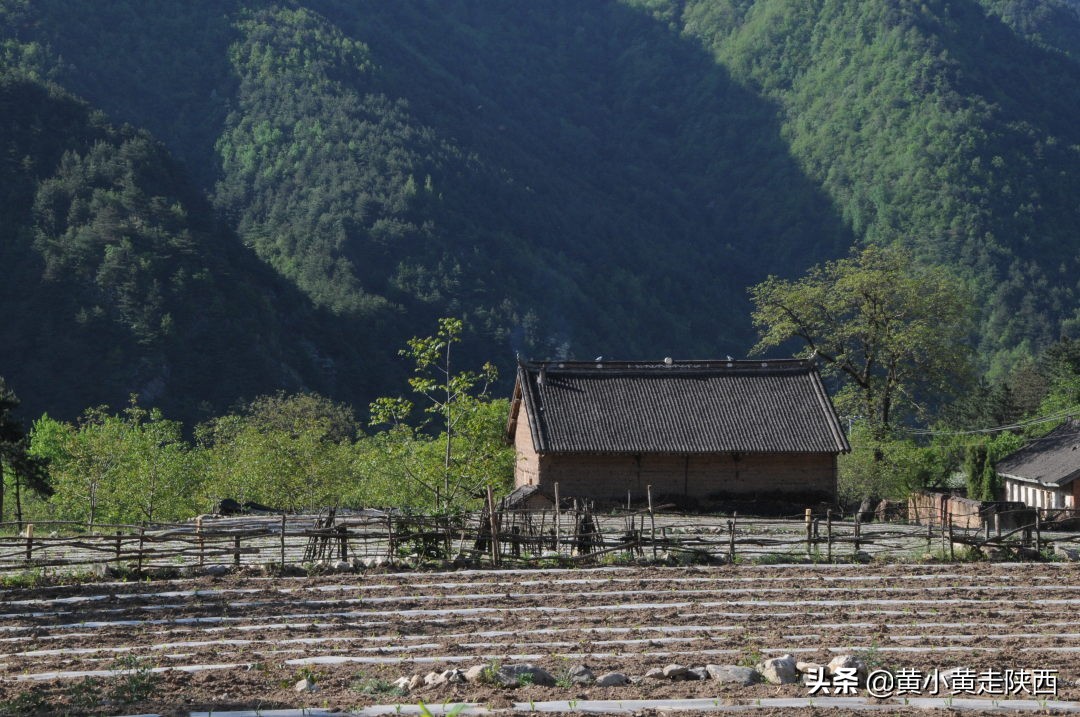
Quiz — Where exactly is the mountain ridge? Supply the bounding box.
[2,0,1079,419]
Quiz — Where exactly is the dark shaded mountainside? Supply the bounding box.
[1,0,1080,423]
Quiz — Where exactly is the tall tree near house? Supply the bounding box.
[369,317,511,511]
[0,377,51,527]
[749,245,974,443]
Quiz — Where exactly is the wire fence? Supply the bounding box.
[2,495,1079,575]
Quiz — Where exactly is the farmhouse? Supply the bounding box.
[505,358,849,507]
[996,419,1080,511]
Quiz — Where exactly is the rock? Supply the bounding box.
[331,560,351,572]
[796,661,825,675]
[495,663,556,687]
[662,664,690,680]
[853,551,872,563]
[595,672,628,687]
[826,655,867,677]
[758,655,799,685]
[463,665,487,682]
[294,677,317,693]
[204,564,229,577]
[423,671,446,687]
[705,665,758,686]
[408,674,424,691]
[568,665,594,685]
[444,669,466,684]
[644,667,666,680]
[687,667,709,681]
[392,677,412,693]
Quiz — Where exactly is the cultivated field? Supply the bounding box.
[3,562,1080,715]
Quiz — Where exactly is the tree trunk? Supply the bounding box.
[13,468,21,530]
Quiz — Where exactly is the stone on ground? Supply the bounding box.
[294,677,317,693]
[705,665,758,686]
[463,665,487,682]
[662,664,690,679]
[758,655,799,685]
[568,665,594,685]
[595,672,629,687]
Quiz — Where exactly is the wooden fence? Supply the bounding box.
[2,499,1078,575]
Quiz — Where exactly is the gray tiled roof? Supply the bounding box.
[995,419,1080,486]
[511,359,849,455]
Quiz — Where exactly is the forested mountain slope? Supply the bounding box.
[2,0,1080,419]
[0,72,386,421]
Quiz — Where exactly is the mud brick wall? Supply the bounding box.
[908,491,949,526]
[514,408,540,486]
[516,450,836,503]
[947,496,986,530]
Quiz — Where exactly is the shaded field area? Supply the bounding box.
[2,563,1080,714]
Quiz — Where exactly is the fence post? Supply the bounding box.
[854,512,861,556]
[995,511,1001,538]
[826,510,833,562]
[24,524,33,564]
[115,530,122,568]
[1035,512,1042,554]
[647,485,656,560]
[338,524,349,562]
[280,514,287,568]
[233,535,241,567]
[136,527,145,574]
[486,485,500,566]
[554,482,561,555]
[948,515,954,561]
[196,516,204,567]
[805,508,812,557]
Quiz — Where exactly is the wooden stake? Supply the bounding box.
[24,523,33,564]
[805,508,812,557]
[554,482,561,555]
[233,535,241,567]
[826,509,833,562]
[854,512,861,555]
[196,516,204,567]
[280,514,287,568]
[486,485,500,566]
[137,527,145,574]
[647,485,656,559]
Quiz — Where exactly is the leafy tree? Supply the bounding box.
[35,400,199,525]
[0,377,51,526]
[369,318,512,511]
[750,245,974,441]
[838,423,951,503]
[196,392,357,513]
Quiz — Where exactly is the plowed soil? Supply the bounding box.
[2,562,1079,715]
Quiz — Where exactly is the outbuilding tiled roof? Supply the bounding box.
[995,419,1080,487]
[508,359,849,455]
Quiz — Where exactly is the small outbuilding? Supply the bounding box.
[505,358,850,507]
[996,419,1080,511]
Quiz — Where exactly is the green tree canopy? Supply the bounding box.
[750,245,974,438]
[369,318,512,511]
[0,377,51,525]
